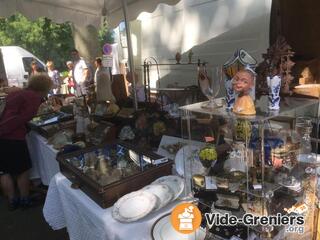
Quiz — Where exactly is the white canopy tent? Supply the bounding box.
[0,0,180,109]
[0,0,179,28]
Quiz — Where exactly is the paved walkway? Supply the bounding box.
[0,188,69,240]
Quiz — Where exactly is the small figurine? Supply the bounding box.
[175,52,181,64]
[188,50,193,64]
[97,155,108,176]
[232,68,256,115]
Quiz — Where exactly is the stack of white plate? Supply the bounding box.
[112,175,184,223]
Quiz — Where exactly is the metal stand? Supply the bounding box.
[142,59,207,106]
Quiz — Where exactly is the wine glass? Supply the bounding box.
[198,65,223,109]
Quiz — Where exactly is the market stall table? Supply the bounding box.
[43,173,180,240]
[26,130,60,185]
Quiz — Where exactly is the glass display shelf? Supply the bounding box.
[180,95,320,239]
[180,96,319,122]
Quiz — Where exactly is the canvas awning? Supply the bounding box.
[0,0,180,28]
[0,0,181,109]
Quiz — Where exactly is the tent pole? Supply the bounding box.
[121,0,138,110]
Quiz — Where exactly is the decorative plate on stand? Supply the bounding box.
[112,191,157,222]
[175,145,207,177]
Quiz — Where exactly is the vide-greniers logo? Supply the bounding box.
[170,203,305,235]
[171,203,202,234]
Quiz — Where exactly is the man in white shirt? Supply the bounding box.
[70,49,90,96]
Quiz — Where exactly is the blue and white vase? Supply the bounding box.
[225,77,235,110]
[267,75,281,110]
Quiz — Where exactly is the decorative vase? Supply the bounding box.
[224,78,235,110]
[267,75,281,110]
[199,144,217,168]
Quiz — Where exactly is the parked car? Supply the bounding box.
[0,46,46,87]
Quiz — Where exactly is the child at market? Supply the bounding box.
[66,60,75,94]
[46,60,61,94]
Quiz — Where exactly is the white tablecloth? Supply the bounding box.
[43,173,179,240]
[26,131,60,185]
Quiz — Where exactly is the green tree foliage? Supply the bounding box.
[98,22,115,49]
[0,13,74,71]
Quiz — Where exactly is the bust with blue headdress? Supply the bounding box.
[232,65,257,115]
[223,49,257,115]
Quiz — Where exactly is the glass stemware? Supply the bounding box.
[198,65,223,109]
[295,117,315,163]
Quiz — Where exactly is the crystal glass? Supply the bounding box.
[295,117,313,155]
[295,116,317,165]
[198,65,223,109]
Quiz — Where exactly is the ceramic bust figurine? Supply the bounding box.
[232,69,256,115]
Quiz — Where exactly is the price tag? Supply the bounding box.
[204,136,214,142]
[253,184,262,190]
[154,157,168,165]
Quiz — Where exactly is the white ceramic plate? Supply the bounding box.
[151,214,206,240]
[112,191,157,222]
[175,145,206,177]
[151,175,184,201]
[142,184,173,211]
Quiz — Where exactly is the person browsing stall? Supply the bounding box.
[94,57,115,102]
[0,74,52,210]
[66,61,75,94]
[70,49,90,96]
[126,71,145,102]
[29,60,45,77]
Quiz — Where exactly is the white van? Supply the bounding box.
[0,46,46,87]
